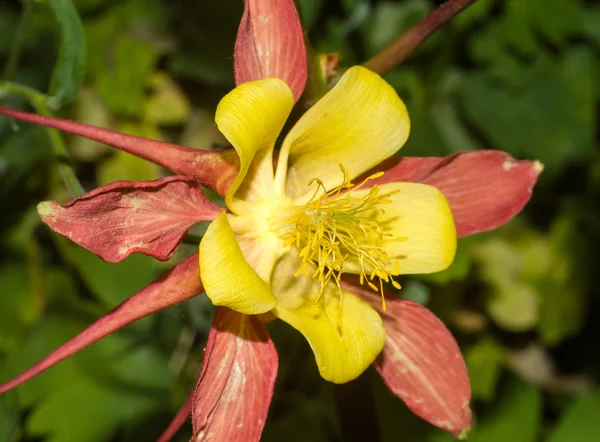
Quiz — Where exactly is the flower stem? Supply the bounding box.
[333,373,381,442]
[0,81,85,197]
[3,0,34,80]
[362,0,479,75]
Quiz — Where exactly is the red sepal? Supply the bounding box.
[0,254,202,394]
[363,150,542,237]
[38,176,220,262]
[192,308,277,442]
[0,105,239,193]
[234,0,307,102]
[343,279,472,439]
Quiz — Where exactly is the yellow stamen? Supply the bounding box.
[271,165,406,310]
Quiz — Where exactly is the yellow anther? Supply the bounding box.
[270,165,406,310]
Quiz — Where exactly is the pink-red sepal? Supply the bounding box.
[234,0,307,102]
[363,150,542,237]
[191,308,278,442]
[38,176,220,262]
[0,254,202,394]
[343,279,472,439]
[0,105,239,194]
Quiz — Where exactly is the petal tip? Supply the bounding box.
[199,213,278,315]
[457,426,471,440]
[37,200,56,218]
[234,0,307,101]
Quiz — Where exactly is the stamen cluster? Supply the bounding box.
[272,165,406,310]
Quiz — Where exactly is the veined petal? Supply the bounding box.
[347,182,456,275]
[234,0,307,102]
[343,278,472,439]
[378,301,471,438]
[199,212,277,315]
[275,290,385,384]
[192,308,277,442]
[38,176,220,262]
[271,253,385,383]
[355,151,543,237]
[275,66,409,202]
[215,79,294,213]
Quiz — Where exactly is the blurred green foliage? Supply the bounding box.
[1,0,600,441]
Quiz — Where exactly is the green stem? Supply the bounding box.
[362,0,479,76]
[3,0,35,80]
[0,81,85,197]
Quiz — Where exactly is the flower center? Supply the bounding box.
[270,165,406,310]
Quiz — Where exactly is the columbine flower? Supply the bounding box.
[0,97,542,441]
[199,65,456,383]
[0,0,543,440]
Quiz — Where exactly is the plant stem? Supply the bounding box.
[333,373,381,442]
[0,81,85,197]
[3,0,34,80]
[362,0,479,76]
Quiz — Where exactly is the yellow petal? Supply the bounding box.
[199,212,278,314]
[275,66,410,202]
[216,79,294,213]
[350,182,456,274]
[270,253,385,383]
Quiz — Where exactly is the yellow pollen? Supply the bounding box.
[272,165,406,310]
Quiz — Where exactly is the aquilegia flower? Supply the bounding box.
[0,0,542,440]
[200,66,455,383]
[0,98,541,442]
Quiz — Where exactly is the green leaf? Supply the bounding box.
[0,125,49,198]
[297,0,324,31]
[169,53,234,87]
[94,36,158,116]
[582,6,600,48]
[96,123,162,185]
[68,88,111,161]
[421,245,471,285]
[364,0,433,56]
[472,237,541,332]
[468,376,541,442]
[469,0,582,73]
[54,235,158,308]
[547,391,600,442]
[505,0,581,47]
[461,49,596,174]
[465,338,506,402]
[26,345,171,442]
[47,0,87,107]
[144,72,191,125]
[1,312,171,442]
[536,212,588,346]
[0,394,19,442]
[0,7,18,55]
[400,279,430,305]
[454,0,495,29]
[0,263,42,352]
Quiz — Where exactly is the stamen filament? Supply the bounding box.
[271,165,405,312]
